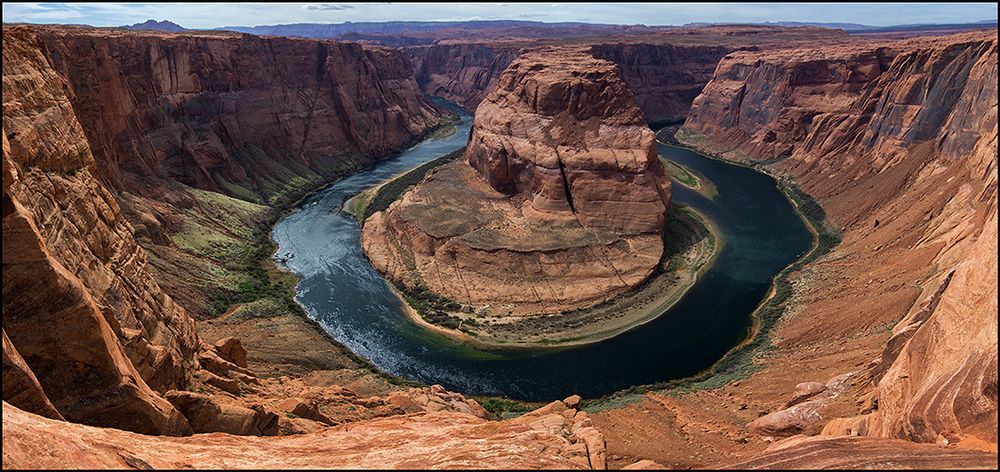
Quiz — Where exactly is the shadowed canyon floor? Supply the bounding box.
[2,20,997,470]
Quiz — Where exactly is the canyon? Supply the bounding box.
[2,19,997,471]
[404,25,850,122]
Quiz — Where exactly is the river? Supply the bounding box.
[272,110,812,401]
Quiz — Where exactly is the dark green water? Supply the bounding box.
[272,112,812,401]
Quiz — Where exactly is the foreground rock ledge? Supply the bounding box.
[2,397,607,469]
[363,48,671,316]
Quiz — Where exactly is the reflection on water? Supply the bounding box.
[272,112,812,401]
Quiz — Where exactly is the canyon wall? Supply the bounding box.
[404,27,847,123]
[31,26,442,202]
[8,25,447,317]
[2,24,446,435]
[589,43,734,123]
[406,43,731,122]
[363,48,670,316]
[3,28,196,434]
[407,43,521,111]
[681,30,997,448]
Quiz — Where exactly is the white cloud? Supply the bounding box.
[304,4,355,11]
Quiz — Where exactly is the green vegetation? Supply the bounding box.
[358,147,467,223]
[569,142,842,407]
[662,206,717,272]
[581,392,646,413]
[477,397,540,419]
[664,159,699,188]
[427,113,461,139]
[660,157,720,201]
[403,287,467,330]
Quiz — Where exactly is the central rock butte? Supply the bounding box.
[363,48,672,316]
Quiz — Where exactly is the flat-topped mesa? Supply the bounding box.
[465,48,671,233]
[363,48,672,317]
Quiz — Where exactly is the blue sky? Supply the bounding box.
[2,2,996,28]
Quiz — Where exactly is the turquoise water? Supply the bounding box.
[272,111,812,401]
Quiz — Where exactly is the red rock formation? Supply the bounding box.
[465,48,671,233]
[407,42,731,122]
[2,23,447,437]
[3,28,196,434]
[2,329,63,421]
[681,30,998,448]
[408,43,520,110]
[590,43,735,122]
[28,25,442,201]
[364,48,671,315]
[404,26,846,121]
[2,396,606,469]
[718,435,998,469]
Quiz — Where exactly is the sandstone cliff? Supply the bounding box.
[589,43,734,123]
[407,42,730,123]
[2,24,446,436]
[3,27,197,434]
[364,48,671,315]
[31,25,441,202]
[408,43,521,111]
[405,26,846,122]
[680,30,998,449]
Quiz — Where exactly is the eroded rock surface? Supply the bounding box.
[2,396,606,469]
[3,28,196,434]
[364,48,671,315]
[681,30,998,449]
[28,25,442,200]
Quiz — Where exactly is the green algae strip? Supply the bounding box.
[581,134,842,411]
[343,147,466,223]
[660,156,719,200]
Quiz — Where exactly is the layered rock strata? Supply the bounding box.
[408,43,521,111]
[407,42,731,122]
[28,25,442,201]
[3,396,607,469]
[3,28,197,434]
[364,48,671,315]
[404,26,848,121]
[589,43,735,122]
[681,30,998,448]
[2,23,446,436]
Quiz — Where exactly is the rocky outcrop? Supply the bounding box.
[2,330,63,421]
[747,374,854,438]
[2,396,607,469]
[2,21,450,436]
[404,26,846,122]
[165,391,279,436]
[864,209,998,445]
[718,435,998,469]
[681,30,997,448]
[463,48,670,233]
[364,48,671,315]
